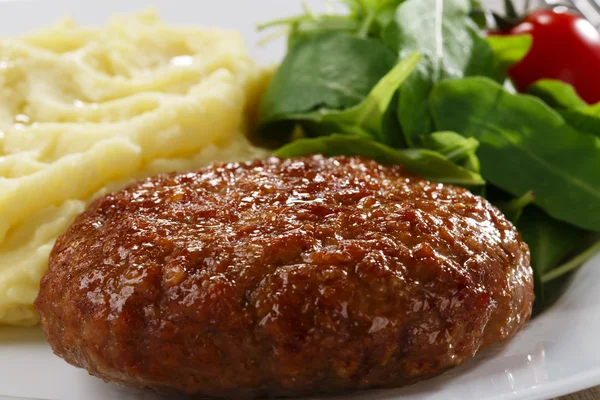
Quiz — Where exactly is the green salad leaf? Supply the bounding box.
[525,79,587,110]
[496,190,536,223]
[267,53,421,146]
[486,34,532,76]
[542,237,600,283]
[430,77,600,232]
[258,32,397,139]
[382,0,498,146]
[422,131,480,173]
[524,79,600,139]
[517,206,587,302]
[558,109,600,139]
[525,79,600,139]
[275,135,485,186]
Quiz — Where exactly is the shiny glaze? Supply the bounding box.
[35,155,533,398]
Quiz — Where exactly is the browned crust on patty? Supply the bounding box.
[35,155,533,398]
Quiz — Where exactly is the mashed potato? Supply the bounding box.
[0,10,271,326]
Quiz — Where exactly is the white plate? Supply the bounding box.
[1,1,599,399]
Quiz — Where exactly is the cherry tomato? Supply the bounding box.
[503,8,600,104]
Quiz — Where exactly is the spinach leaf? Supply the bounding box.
[552,101,600,140]
[525,79,587,110]
[519,208,586,279]
[422,131,480,173]
[258,32,397,139]
[486,34,532,76]
[543,238,600,283]
[382,0,498,146]
[275,53,421,145]
[558,109,600,139]
[430,77,600,232]
[517,206,587,302]
[275,135,485,186]
[524,80,600,139]
[496,190,535,224]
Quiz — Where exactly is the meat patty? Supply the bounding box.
[35,155,533,398]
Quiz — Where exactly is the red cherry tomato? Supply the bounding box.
[503,8,600,104]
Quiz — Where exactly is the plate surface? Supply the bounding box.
[1,0,599,399]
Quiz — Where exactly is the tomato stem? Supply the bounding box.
[504,0,518,19]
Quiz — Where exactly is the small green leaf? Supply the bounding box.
[275,135,485,187]
[525,79,600,139]
[496,190,535,223]
[558,109,600,139]
[542,237,600,283]
[422,131,481,173]
[267,53,422,145]
[526,79,587,110]
[430,77,600,232]
[258,32,397,140]
[381,0,499,147]
[517,206,588,303]
[333,53,422,136]
[469,9,489,30]
[486,34,532,76]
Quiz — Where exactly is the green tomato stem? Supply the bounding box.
[504,0,518,19]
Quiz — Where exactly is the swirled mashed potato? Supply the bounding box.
[0,11,271,326]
